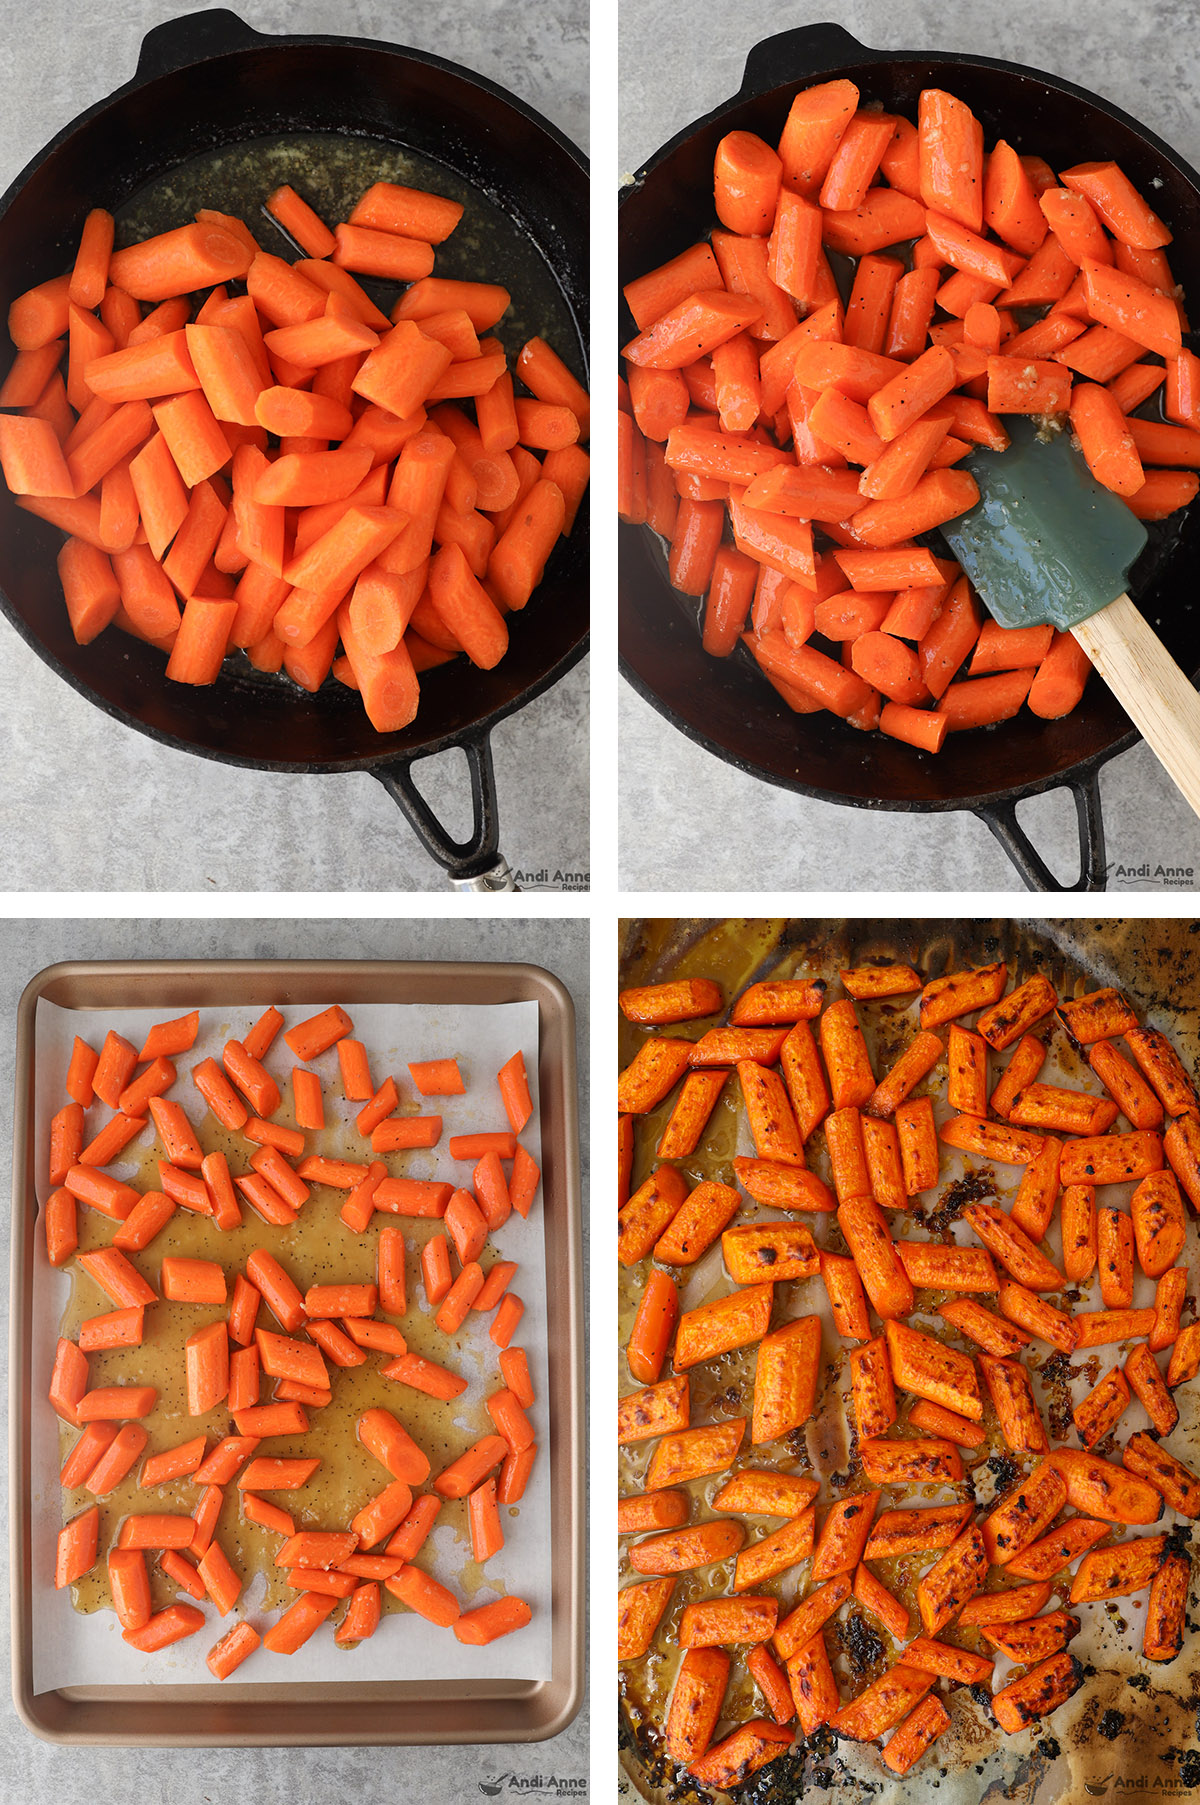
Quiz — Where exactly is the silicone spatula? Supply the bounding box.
[941,416,1200,818]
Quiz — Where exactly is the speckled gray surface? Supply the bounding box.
[0,0,589,894]
[618,0,1200,894]
[0,914,589,1797]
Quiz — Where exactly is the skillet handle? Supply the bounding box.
[740,23,886,95]
[974,770,1107,892]
[371,728,520,891]
[135,8,264,82]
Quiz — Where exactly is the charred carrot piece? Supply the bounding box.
[1124,1342,1178,1436]
[786,1631,842,1735]
[1059,1129,1165,1186]
[773,1572,851,1662]
[882,1694,952,1774]
[1050,1448,1163,1524]
[731,979,827,1023]
[674,1282,773,1370]
[737,1059,804,1164]
[620,979,723,1024]
[1131,1169,1188,1278]
[722,1220,818,1284]
[733,1157,834,1213]
[919,961,1007,1027]
[982,1459,1068,1565]
[628,1518,745,1575]
[1144,1548,1190,1662]
[916,1523,987,1634]
[864,1505,973,1560]
[810,1490,880,1581]
[1074,1365,1132,1448]
[849,1336,897,1440]
[779,1020,831,1141]
[656,1069,729,1160]
[732,1511,816,1591]
[617,1578,675,1661]
[618,1491,690,1535]
[1070,1536,1168,1603]
[679,1594,780,1649]
[961,1202,1064,1290]
[838,1194,914,1319]
[752,1315,822,1445]
[818,998,875,1109]
[656,1181,742,1265]
[747,1644,795,1726]
[885,1318,982,1419]
[1077,1306,1159,1348]
[688,1721,794,1789]
[626,1270,679,1386]
[996,1281,1078,1356]
[1006,1517,1112,1581]
[712,1470,819,1518]
[645,1420,745,1491]
[829,1663,935,1742]
[1122,1433,1200,1517]
[618,1166,688,1266]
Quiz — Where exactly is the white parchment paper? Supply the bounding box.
[30,993,553,1692]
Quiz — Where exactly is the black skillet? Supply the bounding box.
[619,22,1200,891]
[0,8,588,889]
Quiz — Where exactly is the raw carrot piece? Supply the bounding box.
[207,1619,261,1679]
[123,1602,207,1652]
[386,1563,461,1626]
[56,1505,101,1588]
[265,183,337,257]
[262,1588,339,1653]
[919,89,984,231]
[84,1423,149,1496]
[713,130,783,235]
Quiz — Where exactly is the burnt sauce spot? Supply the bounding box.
[838,1608,885,1675]
[924,1169,999,1239]
[1037,1736,1061,1759]
[987,1452,1020,1494]
[1097,1707,1125,1740]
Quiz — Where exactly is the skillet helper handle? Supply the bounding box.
[1071,593,1200,823]
[739,23,884,96]
[976,769,1107,892]
[135,8,264,82]
[372,729,520,892]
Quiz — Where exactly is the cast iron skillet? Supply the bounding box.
[619,22,1200,891]
[0,8,589,889]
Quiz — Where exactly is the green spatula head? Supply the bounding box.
[940,415,1148,631]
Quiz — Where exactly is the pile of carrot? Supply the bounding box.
[0,177,589,731]
[618,955,1199,1785]
[619,82,1198,748]
[50,1002,541,1674]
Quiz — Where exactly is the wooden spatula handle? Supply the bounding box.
[1072,594,1200,820]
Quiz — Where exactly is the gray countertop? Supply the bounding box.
[0,0,589,895]
[618,0,1200,894]
[0,914,589,1799]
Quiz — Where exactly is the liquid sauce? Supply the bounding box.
[60,1076,512,1632]
[617,918,1200,1803]
[118,129,583,385]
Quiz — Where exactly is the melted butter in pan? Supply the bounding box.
[61,1103,504,1627]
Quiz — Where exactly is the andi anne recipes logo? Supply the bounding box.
[511,868,589,892]
[1104,859,1196,889]
[478,1776,586,1796]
